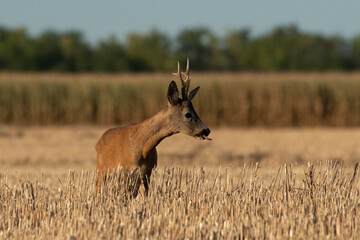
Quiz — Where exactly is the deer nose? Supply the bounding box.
[202,128,211,136]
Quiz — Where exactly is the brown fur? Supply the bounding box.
[96,107,176,196]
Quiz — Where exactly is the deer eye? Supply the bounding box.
[185,113,192,119]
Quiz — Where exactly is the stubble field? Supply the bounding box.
[1,126,360,239]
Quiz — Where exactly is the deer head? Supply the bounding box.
[167,59,211,140]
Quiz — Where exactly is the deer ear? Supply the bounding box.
[188,86,200,101]
[167,81,179,105]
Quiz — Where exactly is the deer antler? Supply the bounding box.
[172,58,191,99]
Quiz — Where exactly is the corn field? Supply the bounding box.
[1,72,360,126]
[1,162,359,239]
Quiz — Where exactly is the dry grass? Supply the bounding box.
[1,127,360,238]
[0,162,359,239]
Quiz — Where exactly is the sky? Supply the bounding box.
[1,0,359,44]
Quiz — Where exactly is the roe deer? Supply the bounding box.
[95,59,211,197]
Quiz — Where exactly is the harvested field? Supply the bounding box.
[1,126,360,170]
[0,161,359,239]
[1,127,360,238]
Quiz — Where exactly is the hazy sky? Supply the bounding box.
[1,0,359,44]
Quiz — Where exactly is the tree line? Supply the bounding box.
[0,25,359,72]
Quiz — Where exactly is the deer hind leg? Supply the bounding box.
[141,171,152,196]
[95,170,104,196]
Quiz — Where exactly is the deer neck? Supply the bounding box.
[138,106,176,158]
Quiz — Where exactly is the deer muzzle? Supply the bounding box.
[196,128,211,141]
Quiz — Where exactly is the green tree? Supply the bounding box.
[351,36,360,69]
[248,26,300,71]
[126,30,170,71]
[176,28,221,70]
[0,27,35,70]
[224,29,250,70]
[93,36,129,72]
[59,31,92,71]
[246,25,347,71]
[33,31,63,71]
[0,24,358,72]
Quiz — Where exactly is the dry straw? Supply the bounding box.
[1,162,359,239]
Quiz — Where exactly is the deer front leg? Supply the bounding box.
[142,148,157,196]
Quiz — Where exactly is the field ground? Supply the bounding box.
[1,126,360,238]
[1,126,360,171]
[1,126,360,186]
